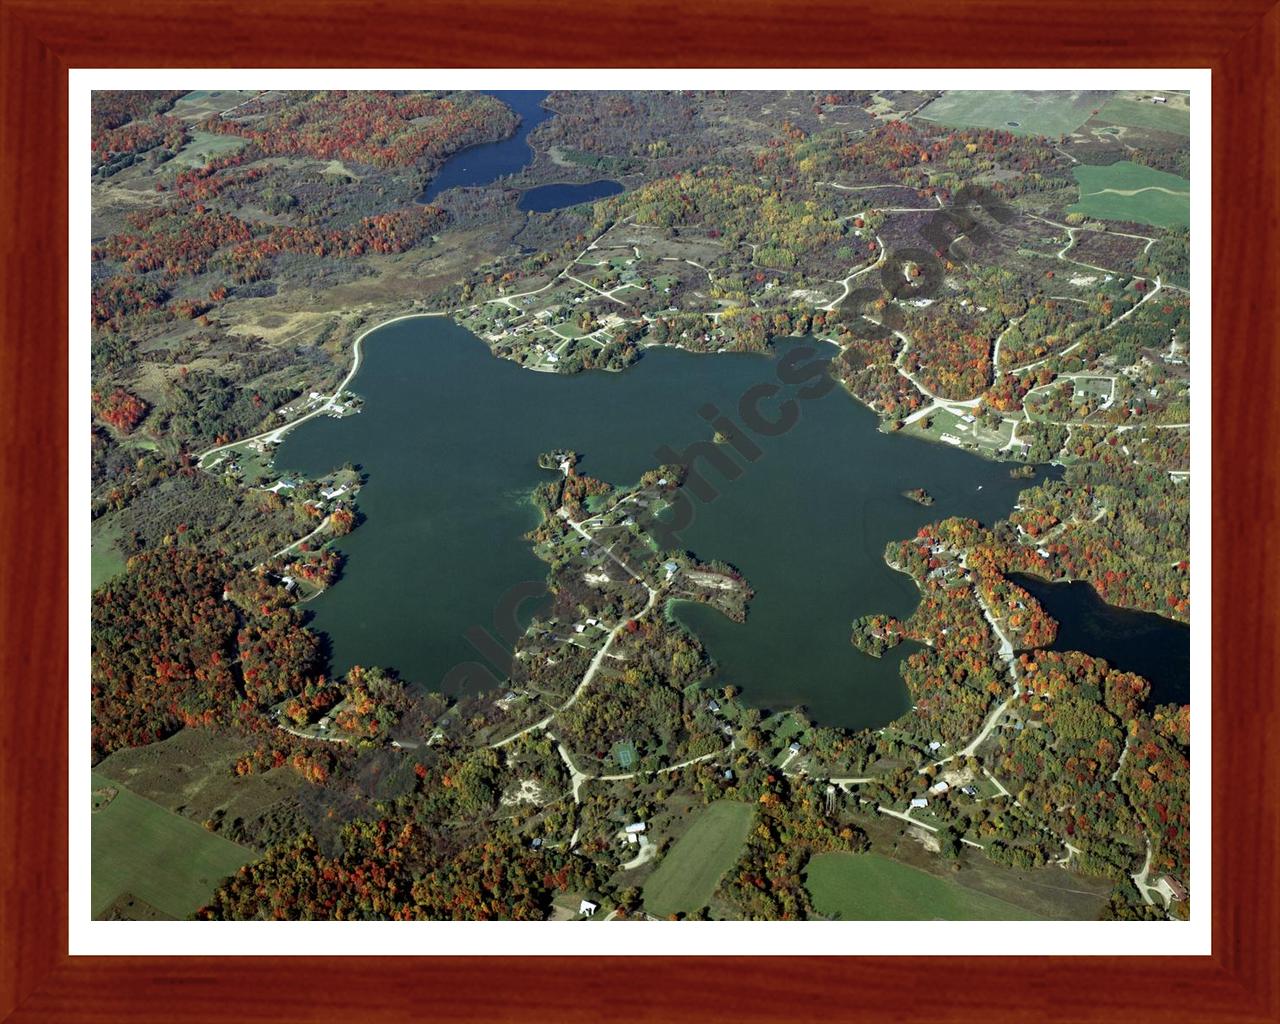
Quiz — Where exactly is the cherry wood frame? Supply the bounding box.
[2,1,1276,1020]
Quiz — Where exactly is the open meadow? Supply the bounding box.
[1068,161,1190,229]
[916,90,1107,137]
[642,800,754,918]
[1096,95,1190,135]
[804,852,1040,921]
[91,772,252,919]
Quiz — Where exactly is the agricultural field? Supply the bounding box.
[804,852,1040,921]
[642,800,754,918]
[916,90,1108,137]
[1096,94,1190,135]
[92,772,253,919]
[1068,161,1190,229]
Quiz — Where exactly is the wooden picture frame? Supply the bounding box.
[2,2,1274,1019]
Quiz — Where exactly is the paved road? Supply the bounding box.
[197,311,449,467]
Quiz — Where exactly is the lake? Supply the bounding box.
[419,91,623,214]
[418,91,553,204]
[1010,573,1190,706]
[518,179,624,213]
[277,318,1053,730]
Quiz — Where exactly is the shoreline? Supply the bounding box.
[196,310,453,467]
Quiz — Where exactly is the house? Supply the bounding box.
[961,785,979,797]
[578,900,598,917]
[662,561,679,581]
[723,769,734,780]
[928,740,942,751]
[318,716,332,731]
[320,484,348,500]
[910,797,928,809]
[624,822,647,834]
[1160,876,1188,901]
[585,618,599,627]
[707,699,722,714]
[1151,95,1168,104]
[574,624,586,633]
[929,781,950,795]
[281,575,297,592]
[625,833,638,845]
[1036,548,1051,559]
[789,741,801,754]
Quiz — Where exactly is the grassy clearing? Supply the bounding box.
[173,130,248,168]
[917,90,1105,137]
[1096,97,1190,135]
[91,518,127,591]
[642,801,754,918]
[91,772,252,920]
[804,852,1040,920]
[1068,162,1190,229]
[170,90,259,121]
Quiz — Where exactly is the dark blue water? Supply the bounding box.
[1010,573,1190,706]
[277,320,1059,729]
[518,179,624,213]
[419,91,553,203]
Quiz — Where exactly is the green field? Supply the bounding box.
[804,852,1040,920]
[173,130,248,168]
[1068,162,1190,229]
[1096,97,1190,135]
[90,519,127,591]
[917,90,1106,137]
[91,772,252,919]
[642,801,754,918]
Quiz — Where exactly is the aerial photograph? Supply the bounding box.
[88,87,1192,924]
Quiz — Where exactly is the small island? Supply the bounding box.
[850,613,906,658]
[903,487,935,506]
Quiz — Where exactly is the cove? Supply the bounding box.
[1009,573,1190,706]
[276,318,1051,730]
